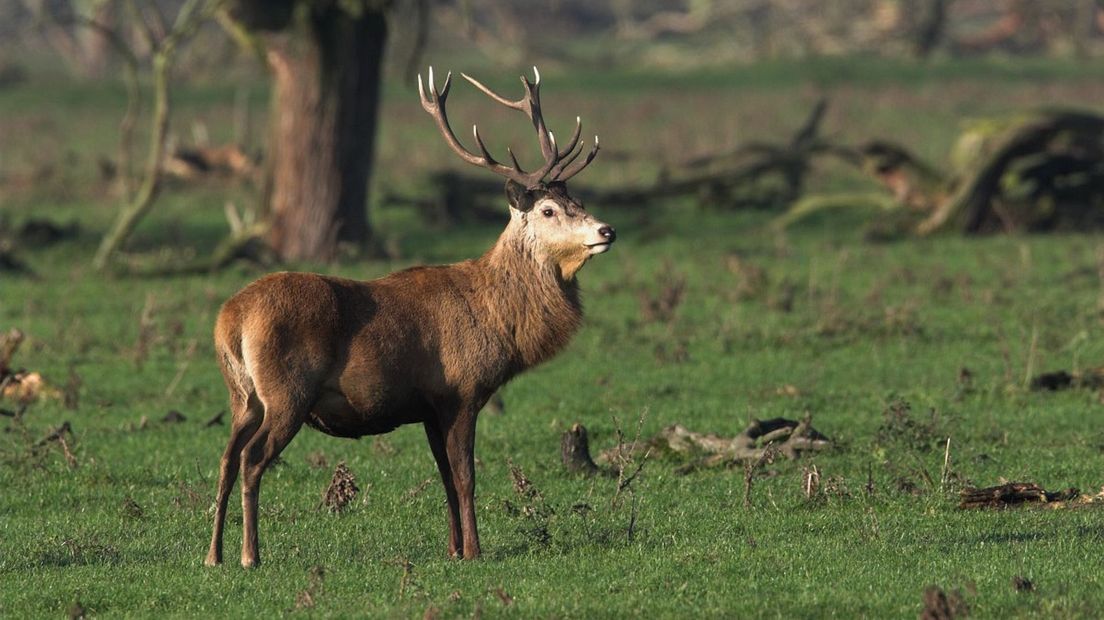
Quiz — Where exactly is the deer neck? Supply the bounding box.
[476,221,583,369]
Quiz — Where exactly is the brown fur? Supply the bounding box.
[204,182,612,567]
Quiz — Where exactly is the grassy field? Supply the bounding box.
[5,59,1104,617]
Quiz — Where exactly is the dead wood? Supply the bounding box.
[596,99,849,210]
[320,461,359,513]
[126,228,277,277]
[1029,367,1104,391]
[0,406,25,418]
[1,330,61,404]
[0,242,35,278]
[382,171,517,229]
[1,374,44,403]
[15,219,80,246]
[780,109,1104,236]
[919,110,1104,235]
[857,141,946,211]
[575,416,830,475]
[743,444,778,509]
[958,482,1079,509]
[163,143,259,181]
[35,421,73,447]
[0,328,24,372]
[36,421,78,468]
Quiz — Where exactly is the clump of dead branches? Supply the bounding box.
[320,461,359,513]
[958,482,1081,509]
[504,460,555,546]
[600,99,848,210]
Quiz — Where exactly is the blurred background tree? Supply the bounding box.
[222,0,390,262]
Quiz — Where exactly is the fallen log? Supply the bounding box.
[162,143,259,181]
[777,109,1104,236]
[919,110,1104,235]
[1030,367,1104,391]
[596,99,852,210]
[561,416,831,476]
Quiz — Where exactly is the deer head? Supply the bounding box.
[419,67,615,279]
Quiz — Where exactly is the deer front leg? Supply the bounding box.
[424,420,462,558]
[443,413,481,559]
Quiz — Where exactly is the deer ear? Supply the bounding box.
[505,180,535,212]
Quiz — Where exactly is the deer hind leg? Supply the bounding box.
[205,390,263,566]
[424,420,462,558]
[238,389,309,568]
[443,412,480,559]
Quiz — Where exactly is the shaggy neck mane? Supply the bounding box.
[473,221,583,369]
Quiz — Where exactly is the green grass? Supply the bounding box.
[5,59,1104,617]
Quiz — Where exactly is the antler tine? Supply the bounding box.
[506,147,523,171]
[472,125,507,169]
[554,136,600,182]
[437,68,451,100]
[557,116,583,159]
[461,72,526,110]
[549,140,585,181]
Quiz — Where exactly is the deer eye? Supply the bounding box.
[541,208,555,217]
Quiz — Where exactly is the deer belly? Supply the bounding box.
[306,388,421,438]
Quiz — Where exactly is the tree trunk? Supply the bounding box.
[263,8,387,261]
[913,0,946,58]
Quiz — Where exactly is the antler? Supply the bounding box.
[418,66,599,189]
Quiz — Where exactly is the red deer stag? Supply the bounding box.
[205,67,613,567]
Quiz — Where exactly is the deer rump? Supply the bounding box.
[218,269,516,440]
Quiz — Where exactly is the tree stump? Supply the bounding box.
[561,423,600,475]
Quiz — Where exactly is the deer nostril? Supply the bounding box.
[598,226,616,242]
